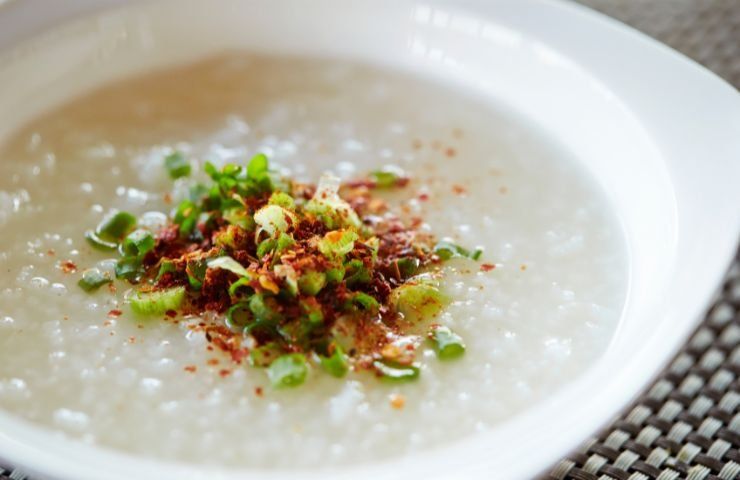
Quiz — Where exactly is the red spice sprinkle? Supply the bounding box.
[47,249,55,256]
[452,184,467,196]
[499,186,508,194]
[480,263,496,272]
[165,310,177,318]
[218,369,231,378]
[59,260,77,274]
[107,309,122,318]
[520,264,527,271]
[163,192,172,204]
[254,387,264,397]
[107,283,117,293]
[207,358,220,366]
[444,147,457,158]
[184,365,197,373]
[128,336,136,343]
[389,393,406,410]
[418,193,429,202]
[103,320,112,327]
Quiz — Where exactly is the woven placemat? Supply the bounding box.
[1,1,739,480]
[548,1,740,479]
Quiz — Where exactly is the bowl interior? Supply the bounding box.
[0,0,738,479]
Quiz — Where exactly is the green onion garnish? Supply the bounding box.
[129,287,185,315]
[120,229,155,258]
[206,256,251,278]
[164,151,191,179]
[115,257,142,281]
[84,230,118,251]
[390,282,447,321]
[370,167,406,188]
[373,359,420,382]
[319,342,349,378]
[249,342,282,367]
[96,211,137,242]
[267,353,308,388]
[297,271,326,296]
[433,240,483,261]
[77,268,112,292]
[428,325,466,360]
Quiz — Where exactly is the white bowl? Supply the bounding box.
[0,0,738,479]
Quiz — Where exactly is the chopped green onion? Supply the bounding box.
[396,257,420,278]
[345,259,371,286]
[228,277,254,298]
[428,325,466,360]
[300,297,324,325]
[115,257,142,281]
[297,271,326,296]
[206,256,251,278]
[78,268,112,292]
[276,232,295,252]
[156,260,177,281]
[390,283,447,321]
[186,258,207,290]
[268,191,295,209]
[120,229,155,258]
[96,211,137,242]
[173,200,200,236]
[84,230,118,251]
[305,174,361,229]
[254,205,296,238]
[433,240,482,261]
[267,353,308,388]
[256,238,276,258]
[249,342,282,367]
[222,207,255,231]
[225,301,252,329]
[246,153,272,193]
[164,151,191,179]
[130,287,185,315]
[319,343,349,378]
[349,292,379,312]
[249,294,283,323]
[370,166,406,188]
[318,230,358,259]
[325,266,345,284]
[373,359,420,382]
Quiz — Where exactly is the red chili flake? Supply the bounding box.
[107,309,122,318]
[207,358,220,366]
[389,393,406,410]
[254,387,264,397]
[47,249,55,256]
[128,336,136,343]
[59,260,77,274]
[444,147,457,158]
[103,320,112,327]
[480,263,496,272]
[452,184,467,195]
[499,186,508,194]
[165,310,177,318]
[218,369,231,378]
[163,192,172,204]
[418,193,430,202]
[230,348,248,364]
[206,345,214,352]
[107,283,117,293]
[184,365,197,373]
[520,264,527,271]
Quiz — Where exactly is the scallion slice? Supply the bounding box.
[164,151,191,179]
[428,325,466,360]
[96,211,137,242]
[319,342,349,378]
[373,359,420,382]
[130,287,185,315]
[267,353,308,388]
[77,268,112,292]
[121,229,155,258]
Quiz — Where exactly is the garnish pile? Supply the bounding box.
[79,153,481,388]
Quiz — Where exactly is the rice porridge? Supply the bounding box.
[0,53,627,467]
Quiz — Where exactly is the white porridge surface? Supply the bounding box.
[0,54,627,468]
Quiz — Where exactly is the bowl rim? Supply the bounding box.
[0,0,738,479]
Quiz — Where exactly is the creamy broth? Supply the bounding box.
[0,53,627,467]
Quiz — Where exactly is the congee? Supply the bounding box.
[0,53,627,467]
